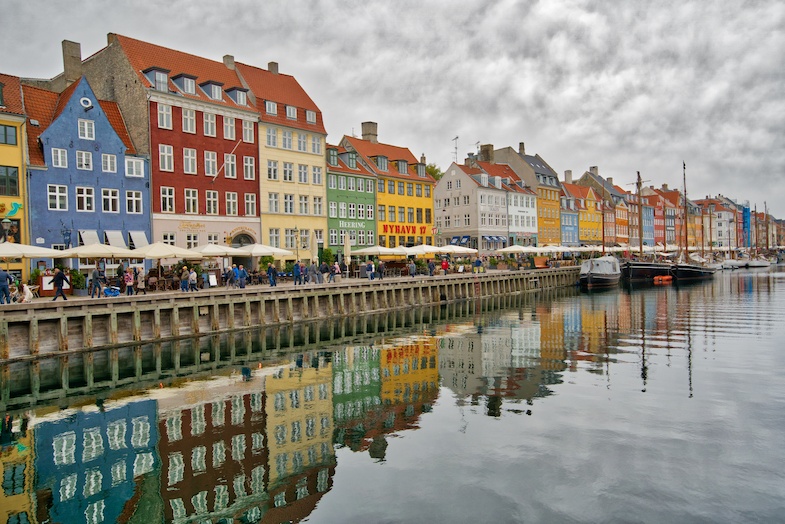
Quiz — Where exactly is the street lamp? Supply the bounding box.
[293,226,299,261]
[1,218,11,241]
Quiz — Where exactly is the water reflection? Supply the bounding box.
[2,269,784,522]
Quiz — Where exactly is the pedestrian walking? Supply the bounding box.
[409,260,417,278]
[377,260,385,280]
[124,268,135,296]
[238,264,248,288]
[308,262,319,284]
[136,268,147,295]
[319,261,329,284]
[267,263,277,286]
[52,268,70,301]
[91,264,103,298]
[441,258,449,275]
[293,260,302,285]
[189,267,198,291]
[180,266,189,292]
[0,268,11,304]
[428,259,436,277]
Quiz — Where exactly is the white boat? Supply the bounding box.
[721,258,744,270]
[580,256,621,290]
[746,257,771,268]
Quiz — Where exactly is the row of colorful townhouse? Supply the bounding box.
[0,35,438,281]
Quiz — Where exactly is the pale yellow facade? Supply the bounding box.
[0,113,28,279]
[578,189,602,244]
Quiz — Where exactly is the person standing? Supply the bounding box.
[91,264,103,298]
[319,261,329,284]
[293,260,302,285]
[0,268,11,304]
[333,261,341,282]
[136,268,147,295]
[366,260,374,281]
[52,268,70,301]
[232,264,240,288]
[409,260,417,278]
[124,268,135,296]
[441,258,449,275]
[267,263,277,287]
[308,261,319,284]
[428,259,436,277]
[238,264,248,288]
[180,266,189,292]
[189,267,198,291]
[377,260,385,280]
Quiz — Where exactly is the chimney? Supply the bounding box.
[223,55,235,70]
[662,183,669,190]
[479,144,494,163]
[361,121,378,143]
[564,170,572,184]
[519,142,526,155]
[589,166,598,176]
[465,153,474,166]
[420,153,426,165]
[607,177,614,187]
[62,40,82,87]
[268,61,279,75]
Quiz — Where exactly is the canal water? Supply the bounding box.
[2,268,784,523]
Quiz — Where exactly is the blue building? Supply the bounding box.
[642,205,655,248]
[33,398,159,524]
[560,186,580,247]
[23,77,150,276]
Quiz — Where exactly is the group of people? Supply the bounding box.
[0,267,34,304]
[89,264,147,298]
[293,260,345,285]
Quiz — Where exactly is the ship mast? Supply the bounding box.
[682,162,688,258]
[637,171,644,257]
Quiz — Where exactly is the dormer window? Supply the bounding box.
[397,160,408,174]
[306,110,316,124]
[226,88,248,106]
[154,71,168,92]
[211,85,222,100]
[417,164,426,178]
[328,148,338,166]
[348,152,357,169]
[286,106,297,119]
[183,77,195,94]
[375,156,388,171]
[265,101,277,115]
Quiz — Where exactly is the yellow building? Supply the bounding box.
[564,183,601,244]
[0,419,35,523]
[265,356,334,488]
[341,122,435,248]
[235,62,328,263]
[380,338,440,405]
[1,74,30,280]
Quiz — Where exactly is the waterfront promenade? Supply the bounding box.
[1,267,579,360]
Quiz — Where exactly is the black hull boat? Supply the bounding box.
[580,256,621,290]
[621,260,673,282]
[671,263,717,282]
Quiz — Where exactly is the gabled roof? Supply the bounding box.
[235,62,326,134]
[22,78,136,167]
[0,73,25,116]
[563,182,596,202]
[342,135,435,183]
[582,170,625,199]
[326,144,375,177]
[523,154,558,178]
[475,161,530,193]
[111,34,252,111]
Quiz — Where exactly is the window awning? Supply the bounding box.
[79,230,101,246]
[460,236,470,245]
[450,236,460,245]
[129,230,149,249]
[105,230,128,248]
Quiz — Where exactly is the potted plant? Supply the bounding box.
[70,270,88,296]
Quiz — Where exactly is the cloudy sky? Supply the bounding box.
[3,0,784,216]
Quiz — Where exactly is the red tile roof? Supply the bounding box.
[235,62,326,134]
[326,144,375,176]
[0,73,25,116]
[111,34,254,111]
[563,182,595,201]
[342,135,435,183]
[99,99,136,155]
[21,84,59,167]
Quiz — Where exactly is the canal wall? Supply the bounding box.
[0,267,579,361]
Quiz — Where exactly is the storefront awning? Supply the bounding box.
[450,236,460,245]
[79,229,101,246]
[129,230,149,249]
[460,236,470,245]
[104,230,128,248]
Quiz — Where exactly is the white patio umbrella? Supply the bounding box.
[131,242,204,260]
[236,243,295,258]
[190,243,248,257]
[402,244,441,256]
[0,242,62,259]
[350,245,407,257]
[439,244,479,255]
[496,245,537,254]
[55,242,136,259]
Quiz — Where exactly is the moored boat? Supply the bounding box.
[671,261,717,281]
[621,259,673,282]
[580,256,621,290]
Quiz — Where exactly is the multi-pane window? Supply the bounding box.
[181,77,195,94]
[282,131,292,149]
[204,151,217,177]
[102,154,116,173]
[125,158,144,177]
[388,180,395,193]
[78,119,95,140]
[306,110,316,124]
[347,177,355,191]
[388,206,395,222]
[154,71,168,91]
[367,230,374,245]
[203,113,216,137]
[245,193,256,216]
[210,84,222,100]
[313,197,323,215]
[0,124,17,145]
[265,101,277,115]
[358,230,366,245]
[425,186,431,198]
[268,160,278,179]
[266,127,277,147]
[244,157,255,180]
[185,233,199,249]
[298,164,308,183]
[416,208,423,223]
[182,109,196,133]
[299,195,309,215]
[348,203,356,219]
[76,187,94,212]
[408,208,414,223]
[224,154,237,179]
[269,228,280,248]
[206,190,218,215]
[311,136,321,154]
[378,179,385,193]
[52,148,67,168]
[268,193,279,213]
[0,166,18,197]
[328,174,336,189]
[161,186,174,212]
[297,133,307,151]
[416,184,423,197]
[102,188,120,213]
[76,151,92,170]
[367,204,374,219]
[184,188,198,214]
[126,190,143,214]
[329,202,337,218]
[284,194,294,214]
[157,104,172,129]
[338,202,346,218]
[183,148,197,174]
[242,120,254,143]
[398,182,405,195]
[286,106,297,119]
[338,176,346,190]
[159,145,173,171]
[223,116,235,140]
[162,232,175,245]
[378,205,385,219]
[283,162,293,182]
[399,207,405,222]
[358,205,365,219]
[329,229,337,245]
[407,183,413,196]
[366,179,374,193]
[226,192,238,216]
[357,178,365,192]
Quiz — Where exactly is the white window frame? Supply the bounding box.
[125,158,144,177]
[267,160,278,180]
[245,193,256,216]
[268,193,279,213]
[161,186,175,213]
[313,196,323,216]
[76,151,93,171]
[102,154,117,173]
[311,136,321,154]
[52,148,67,168]
[226,192,238,216]
[183,148,197,175]
[265,101,277,115]
[204,151,217,177]
[224,154,237,179]
[203,113,216,137]
[299,195,309,215]
[159,144,173,172]
[283,162,293,182]
[286,106,297,119]
[329,202,337,218]
[76,186,94,212]
[283,194,294,214]
[223,116,235,140]
[306,110,316,124]
[211,84,222,101]
[78,119,95,140]
[242,120,254,143]
[182,108,196,134]
[206,190,219,215]
[184,188,199,214]
[282,130,292,149]
[126,190,143,214]
[266,127,277,147]
[297,133,307,151]
[312,166,322,185]
[157,104,172,129]
[182,77,195,94]
[102,188,120,213]
[236,91,247,106]
[243,156,255,180]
